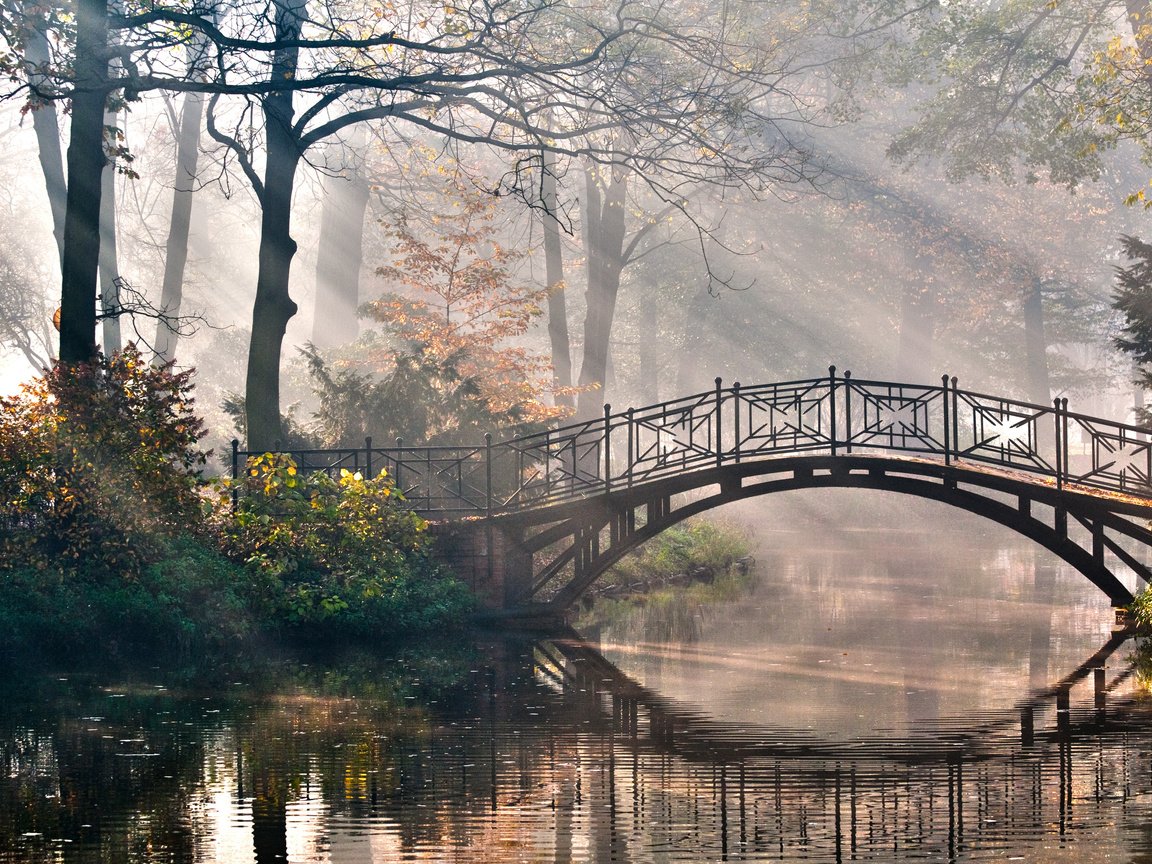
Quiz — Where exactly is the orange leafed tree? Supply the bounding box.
[308,182,573,446]
[368,185,569,422]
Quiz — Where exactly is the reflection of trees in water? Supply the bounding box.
[0,633,1149,861]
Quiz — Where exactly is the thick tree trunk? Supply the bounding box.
[1022,278,1050,405]
[23,24,67,268]
[154,90,205,363]
[59,0,109,364]
[245,115,301,449]
[98,0,122,355]
[311,168,369,349]
[541,148,573,408]
[244,0,306,449]
[576,163,627,421]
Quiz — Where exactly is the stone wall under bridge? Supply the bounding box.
[428,521,541,619]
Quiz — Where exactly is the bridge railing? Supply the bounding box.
[231,369,1152,514]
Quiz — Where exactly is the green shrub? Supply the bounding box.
[1129,586,1152,631]
[0,538,254,665]
[210,453,472,639]
[607,518,752,588]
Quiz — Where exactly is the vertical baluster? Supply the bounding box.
[544,431,552,498]
[733,382,742,463]
[230,438,240,512]
[604,404,613,493]
[1061,398,1070,488]
[941,375,951,466]
[627,408,635,487]
[844,370,853,454]
[829,366,838,456]
[1053,399,1064,491]
[715,376,724,467]
[395,437,404,501]
[951,378,960,458]
[485,433,494,518]
[484,433,494,583]
[365,436,373,479]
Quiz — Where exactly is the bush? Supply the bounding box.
[210,453,472,639]
[0,354,472,662]
[0,347,207,579]
[606,518,752,590]
[1129,586,1152,632]
[0,538,254,666]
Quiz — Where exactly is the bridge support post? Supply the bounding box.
[428,522,534,612]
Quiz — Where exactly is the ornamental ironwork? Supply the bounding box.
[231,368,1152,515]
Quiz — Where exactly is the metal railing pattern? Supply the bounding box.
[231,368,1152,515]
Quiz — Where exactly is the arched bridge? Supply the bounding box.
[234,370,1152,617]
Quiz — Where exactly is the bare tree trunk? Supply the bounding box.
[541,147,573,408]
[637,298,659,404]
[896,280,934,383]
[311,167,369,349]
[576,161,627,421]
[153,90,205,363]
[1022,278,1050,405]
[59,0,109,364]
[98,0,123,355]
[23,23,67,269]
[99,144,121,354]
[244,0,306,449]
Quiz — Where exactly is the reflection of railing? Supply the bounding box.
[231,369,1152,515]
[534,630,1142,762]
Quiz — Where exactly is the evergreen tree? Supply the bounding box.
[1112,235,1152,419]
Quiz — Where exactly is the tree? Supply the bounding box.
[540,143,574,409]
[57,0,109,364]
[19,5,68,269]
[305,180,563,446]
[884,1,1149,188]
[191,0,897,445]
[153,29,212,364]
[1113,234,1152,420]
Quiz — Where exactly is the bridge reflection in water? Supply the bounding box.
[434,631,1145,863]
[235,371,1152,613]
[260,632,1148,862]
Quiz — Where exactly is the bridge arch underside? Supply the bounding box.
[497,455,1152,615]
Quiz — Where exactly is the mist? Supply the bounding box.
[1,0,1148,450]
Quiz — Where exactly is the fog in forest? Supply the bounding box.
[2,0,1150,457]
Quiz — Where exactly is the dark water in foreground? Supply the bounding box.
[1,513,1151,862]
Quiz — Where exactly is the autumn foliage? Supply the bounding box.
[308,183,570,447]
[0,345,207,578]
[0,349,470,660]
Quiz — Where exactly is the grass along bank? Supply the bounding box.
[573,518,756,642]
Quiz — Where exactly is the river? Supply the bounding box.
[0,492,1150,862]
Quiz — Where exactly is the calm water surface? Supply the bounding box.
[2,502,1151,863]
